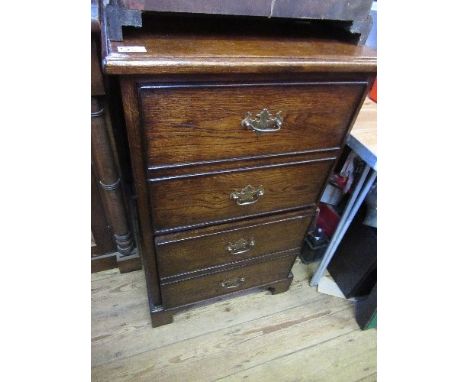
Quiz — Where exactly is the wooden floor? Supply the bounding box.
[92,259,376,381]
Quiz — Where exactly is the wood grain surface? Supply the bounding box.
[156,211,312,279]
[139,82,365,166]
[103,14,377,75]
[91,98,134,255]
[121,0,373,21]
[160,252,296,308]
[147,149,339,179]
[91,169,116,257]
[91,260,377,381]
[110,14,377,328]
[149,160,333,231]
[120,78,163,305]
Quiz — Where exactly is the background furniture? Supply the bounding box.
[310,95,377,287]
[105,0,374,44]
[91,0,140,273]
[309,0,376,288]
[356,284,377,330]
[100,9,376,327]
[327,204,376,298]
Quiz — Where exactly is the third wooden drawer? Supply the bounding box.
[155,209,313,280]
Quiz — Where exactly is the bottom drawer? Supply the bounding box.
[160,252,296,309]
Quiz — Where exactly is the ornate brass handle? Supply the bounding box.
[221,277,246,289]
[241,108,283,134]
[226,237,255,255]
[230,185,264,206]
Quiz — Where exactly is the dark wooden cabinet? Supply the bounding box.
[101,13,376,326]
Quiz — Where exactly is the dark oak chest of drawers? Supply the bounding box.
[102,15,376,327]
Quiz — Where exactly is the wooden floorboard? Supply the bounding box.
[91,267,120,282]
[92,259,376,381]
[217,330,376,382]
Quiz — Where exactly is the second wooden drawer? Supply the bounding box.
[149,159,332,231]
[155,210,313,280]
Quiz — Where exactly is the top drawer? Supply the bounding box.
[138,82,366,166]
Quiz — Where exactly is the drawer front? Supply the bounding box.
[156,211,312,279]
[160,252,296,308]
[150,159,333,231]
[139,82,365,166]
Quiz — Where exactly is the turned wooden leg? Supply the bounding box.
[269,273,293,295]
[91,97,135,257]
[151,308,174,328]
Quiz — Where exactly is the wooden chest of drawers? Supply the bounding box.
[102,14,376,327]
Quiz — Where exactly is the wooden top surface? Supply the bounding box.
[103,14,376,75]
[351,97,377,157]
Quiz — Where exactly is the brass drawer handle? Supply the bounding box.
[241,108,283,134]
[230,185,264,206]
[221,277,246,289]
[226,237,255,255]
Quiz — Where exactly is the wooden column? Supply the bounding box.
[91,0,140,273]
[91,97,134,256]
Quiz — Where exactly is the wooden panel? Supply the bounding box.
[91,39,105,96]
[271,0,373,20]
[139,82,365,166]
[121,0,373,21]
[91,252,118,273]
[122,0,272,15]
[148,149,339,179]
[160,252,296,308]
[149,159,333,231]
[156,210,312,279]
[103,14,377,75]
[117,255,142,273]
[120,78,163,305]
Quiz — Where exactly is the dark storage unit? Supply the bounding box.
[327,206,376,299]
